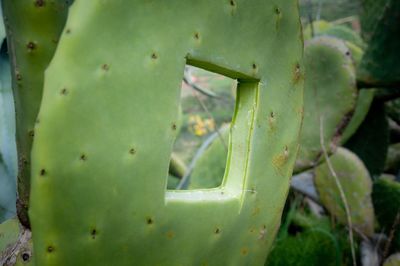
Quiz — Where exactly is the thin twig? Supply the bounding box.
[319,116,357,266]
[331,16,358,25]
[183,75,220,99]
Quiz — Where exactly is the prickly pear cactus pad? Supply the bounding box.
[358,0,400,86]
[29,1,304,265]
[296,37,357,172]
[1,0,72,227]
[314,147,375,237]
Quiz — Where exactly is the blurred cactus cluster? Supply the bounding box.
[1,0,400,265]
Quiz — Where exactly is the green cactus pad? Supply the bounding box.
[344,101,389,178]
[302,20,332,40]
[314,147,375,237]
[358,0,400,86]
[295,37,357,172]
[30,1,304,265]
[1,0,72,226]
[340,89,374,144]
[304,21,366,49]
[372,177,400,252]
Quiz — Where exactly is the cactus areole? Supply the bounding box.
[28,1,304,265]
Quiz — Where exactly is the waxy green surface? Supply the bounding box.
[30,1,304,265]
[296,37,357,172]
[314,147,375,237]
[2,0,72,227]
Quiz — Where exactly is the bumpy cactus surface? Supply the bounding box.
[314,147,375,237]
[1,0,72,227]
[296,37,357,172]
[27,1,304,265]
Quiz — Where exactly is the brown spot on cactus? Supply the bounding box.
[65,28,71,34]
[151,53,158,60]
[21,157,29,166]
[229,0,236,7]
[16,71,22,81]
[91,228,97,239]
[27,42,36,51]
[22,252,30,261]
[194,32,200,40]
[241,247,249,256]
[258,225,267,240]
[272,147,289,172]
[293,62,302,83]
[28,130,34,137]
[129,148,136,155]
[80,154,87,161]
[40,169,46,176]
[102,64,109,71]
[146,217,153,225]
[47,245,54,253]
[166,231,175,239]
[171,123,177,130]
[332,109,354,145]
[34,0,45,7]
[60,88,68,95]
[214,228,220,234]
[252,207,260,216]
[269,112,276,130]
[274,6,282,30]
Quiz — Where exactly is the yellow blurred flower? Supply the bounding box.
[188,115,216,136]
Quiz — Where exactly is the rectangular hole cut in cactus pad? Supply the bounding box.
[168,61,259,197]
